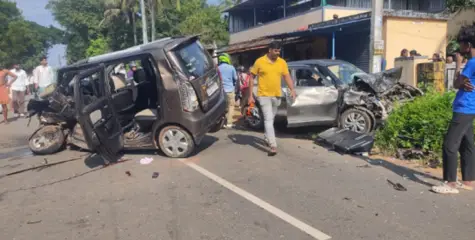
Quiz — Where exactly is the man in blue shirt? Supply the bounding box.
[433,25,475,194]
[217,53,237,128]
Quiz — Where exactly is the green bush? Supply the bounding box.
[375,91,457,158]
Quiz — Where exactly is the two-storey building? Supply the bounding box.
[221,0,449,72]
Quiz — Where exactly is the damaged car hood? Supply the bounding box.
[353,67,403,94]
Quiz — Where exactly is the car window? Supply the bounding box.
[295,68,329,87]
[174,40,213,79]
[327,63,367,84]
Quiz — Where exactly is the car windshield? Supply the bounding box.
[174,40,213,79]
[326,62,367,84]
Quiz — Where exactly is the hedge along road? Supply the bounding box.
[1,118,475,240]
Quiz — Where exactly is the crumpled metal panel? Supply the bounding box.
[343,89,369,106]
[354,67,403,94]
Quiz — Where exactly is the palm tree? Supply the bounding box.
[101,0,139,45]
[147,0,181,41]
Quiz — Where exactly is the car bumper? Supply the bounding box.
[185,91,226,145]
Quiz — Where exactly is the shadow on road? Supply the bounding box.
[358,156,440,188]
[84,135,220,168]
[227,133,268,153]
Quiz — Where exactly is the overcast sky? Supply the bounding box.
[14,0,223,67]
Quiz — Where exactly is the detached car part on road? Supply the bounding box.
[243,60,423,134]
[27,36,226,162]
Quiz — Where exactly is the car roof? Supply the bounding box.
[63,35,198,70]
[287,59,349,67]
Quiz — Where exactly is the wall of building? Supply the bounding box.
[384,17,447,69]
[447,9,475,38]
[323,7,369,21]
[229,8,323,44]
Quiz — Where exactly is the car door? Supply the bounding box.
[73,64,124,163]
[284,66,339,128]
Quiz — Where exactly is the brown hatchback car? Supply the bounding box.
[47,36,225,162]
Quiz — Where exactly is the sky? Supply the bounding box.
[14,0,223,67]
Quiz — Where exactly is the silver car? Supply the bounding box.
[243,59,423,134]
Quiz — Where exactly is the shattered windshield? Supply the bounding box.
[327,63,367,84]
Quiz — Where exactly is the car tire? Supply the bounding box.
[157,125,195,158]
[29,125,65,155]
[243,105,264,130]
[340,108,373,134]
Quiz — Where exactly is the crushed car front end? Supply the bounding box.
[342,67,423,125]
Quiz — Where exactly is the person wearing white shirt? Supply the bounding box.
[9,64,28,117]
[33,56,55,95]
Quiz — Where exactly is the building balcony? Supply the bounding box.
[229,6,369,44]
[226,0,446,44]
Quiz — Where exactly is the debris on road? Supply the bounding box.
[139,157,154,165]
[316,127,374,154]
[387,179,407,191]
[0,155,86,179]
[343,197,352,201]
[125,171,132,177]
[357,164,371,168]
[27,220,42,224]
[152,172,159,179]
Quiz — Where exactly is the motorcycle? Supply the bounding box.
[26,85,77,155]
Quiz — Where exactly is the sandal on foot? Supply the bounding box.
[456,182,474,191]
[431,184,460,194]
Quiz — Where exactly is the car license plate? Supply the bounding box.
[206,82,218,96]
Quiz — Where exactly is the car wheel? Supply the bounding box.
[340,108,373,134]
[243,105,264,130]
[29,125,65,155]
[158,125,195,158]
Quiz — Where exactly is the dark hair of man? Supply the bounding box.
[268,41,282,50]
[457,25,475,46]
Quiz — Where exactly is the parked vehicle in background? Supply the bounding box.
[26,36,226,162]
[243,59,423,134]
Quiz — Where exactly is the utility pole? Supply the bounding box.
[369,0,384,73]
[140,0,149,44]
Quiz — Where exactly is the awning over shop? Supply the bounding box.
[268,12,371,39]
[217,37,304,55]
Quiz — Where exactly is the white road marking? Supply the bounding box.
[179,159,332,240]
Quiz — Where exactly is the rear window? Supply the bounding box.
[174,40,213,79]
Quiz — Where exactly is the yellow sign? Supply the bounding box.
[374,49,384,55]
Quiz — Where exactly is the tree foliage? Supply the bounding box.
[447,0,475,13]
[0,0,64,70]
[48,0,229,64]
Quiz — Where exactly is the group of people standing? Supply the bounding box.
[0,56,55,124]
[217,41,296,156]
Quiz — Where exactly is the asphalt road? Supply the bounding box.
[1,117,475,240]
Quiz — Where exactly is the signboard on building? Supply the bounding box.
[374,40,384,55]
[308,12,371,30]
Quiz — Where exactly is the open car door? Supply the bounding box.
[73,64,124,164]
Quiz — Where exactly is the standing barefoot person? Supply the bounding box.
[432,25,475,194]
[0,66,18,124]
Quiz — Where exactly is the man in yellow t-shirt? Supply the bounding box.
[248,41,296,156]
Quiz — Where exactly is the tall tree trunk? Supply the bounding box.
[132,11,137,45]
[151,3,156,41]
